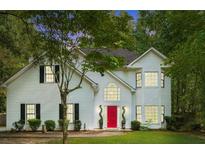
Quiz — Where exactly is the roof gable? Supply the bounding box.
[128,47,167,66]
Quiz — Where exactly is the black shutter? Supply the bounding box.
[55,65,60,83]
[39,65,44,83]
[74,103,79,121]
[20,104,25,123]
[36,104,41,119]
[59,104,63,119]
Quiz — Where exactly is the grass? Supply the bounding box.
[48,130,205,144]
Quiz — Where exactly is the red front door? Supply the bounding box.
[107,106,117,128]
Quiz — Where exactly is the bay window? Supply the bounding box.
[145,72,158,87]
[136,72,142,88]
[136,105,142,122]
[145,106,158,124]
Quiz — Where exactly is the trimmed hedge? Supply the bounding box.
[28,119,41,131]
[44,120,56,131]
[131,120,140,130]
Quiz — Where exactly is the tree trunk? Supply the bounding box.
[61,92,68,144]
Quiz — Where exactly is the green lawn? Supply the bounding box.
[48,131,205,144]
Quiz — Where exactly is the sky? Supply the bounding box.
[116,10,138,21]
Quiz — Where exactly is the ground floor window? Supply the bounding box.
[136,105,142,122]
[145,106,158,124]
[26,104,36,120]
[161,106,165,123]
[67,104,74,123]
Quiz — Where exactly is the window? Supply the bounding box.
[136,72,142,88]
[26,104,36,120]
[104,83,120,101]
[136,106,142,122]
[161,72,165,88]
[145,72,158,87]
[161,106,165,123]
[45,66,55,83]
[145,106,158,124]
[67,104,74,123]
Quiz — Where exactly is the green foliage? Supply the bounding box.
[44,120,56,131]
[58,119,69,130]
[74,120,82,131]
[12,120,25,132]
[28,119,41,131]
[98,105,103,129]
[121,106,126,129]
[131,120,140,131]
[136,11,205,129]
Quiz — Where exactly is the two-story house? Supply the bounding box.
[2,47,171,130]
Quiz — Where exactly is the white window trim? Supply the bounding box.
[145,105,159,124]
[144,72,159,88]
[67,103,75,123]
[161,72,165,88]
[44,65,55,83]
[136,105,142,122]
[136,72,142,88]
[161,105,165,123]
[104,83,120,101]
[25,104,36,121]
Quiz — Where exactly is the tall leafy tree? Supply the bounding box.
[0,11,135,143]
[135,11,205,126]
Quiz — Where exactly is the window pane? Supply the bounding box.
[145,72,158,87]
[145,106,158,123]
[45,66,55,83]
[136,106,142,122]
[136,73,142,87]
[26,104,36,120]
[161,106,165,122]
[104,83,120,101]
[161,72,165,88]
[67,104,74,123]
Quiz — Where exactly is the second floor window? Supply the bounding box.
[40,65,59,83]
[45,66,55,83]
[145,72,158,87]
[104,83,120,101]
[136,72,142,88]
[161,72,165,88]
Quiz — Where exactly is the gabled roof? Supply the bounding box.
[81,48,139,65]
[1,60,98,89]
[128,47,167,66]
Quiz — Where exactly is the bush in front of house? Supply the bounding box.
[12,120,25,132]
[74,120,82,131]
[58,119,69,130]
[44,120,56,131]
[131,120,140,130]
[28,119,41,131]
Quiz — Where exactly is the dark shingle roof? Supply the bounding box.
[81,48,139,65]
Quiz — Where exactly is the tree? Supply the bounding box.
[3,11,134,143]
[135,11,205,127]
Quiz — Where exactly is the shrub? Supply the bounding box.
[28,119,41,131]
[74,120,82,131]
[191,123,202,131]
[12,120,25,132]
[131,120,140,130]
[44,120,56,131]
[58,119,69,130]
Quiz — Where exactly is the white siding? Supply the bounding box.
[6,65,94,130]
